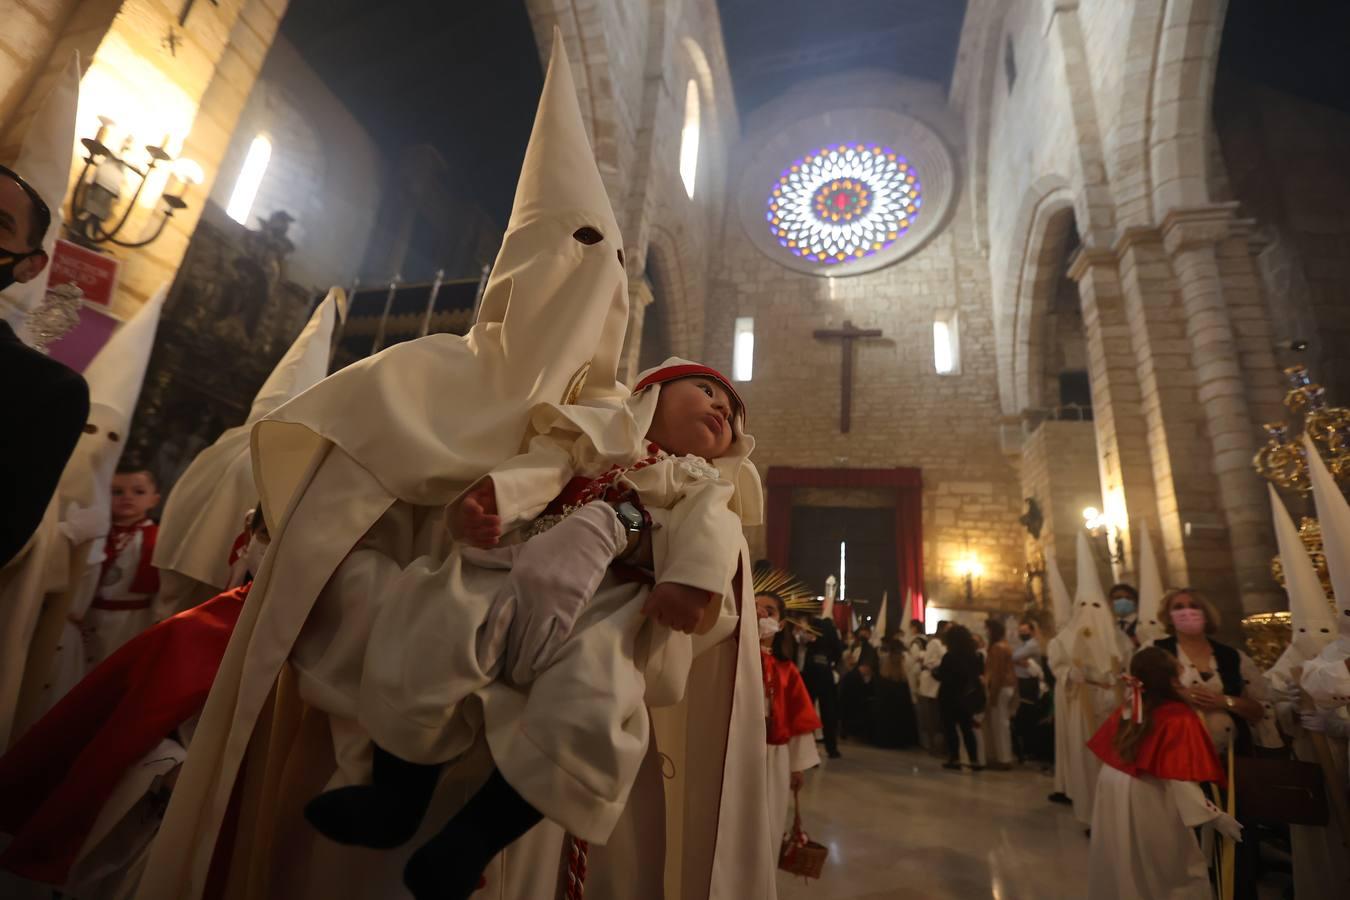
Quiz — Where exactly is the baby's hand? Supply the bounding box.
[452,479,501,548]
[642,582,711,634]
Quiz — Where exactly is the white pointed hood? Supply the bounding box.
[1047,550,1073,633]
[1071,530,1122,671]
[1302,435,1350,641]
[247,288,346,424]
[55,285,166,533]
[1270,483,1336,659]
[153,290,344,589]
[1,51,80,338]
[872,591,888,646]
[1135,518,1167,646]
[252,28,630,522]
[474,25,627,407]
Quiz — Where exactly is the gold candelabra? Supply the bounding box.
[1252,366,1350,492]
[1245,366,1347,666]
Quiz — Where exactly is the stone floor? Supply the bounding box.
[776,742,1092,900]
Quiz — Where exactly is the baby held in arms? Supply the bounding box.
[305,359,758,900]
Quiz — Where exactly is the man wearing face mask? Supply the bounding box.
[0,165,89,568]
[1108,583,1140,649]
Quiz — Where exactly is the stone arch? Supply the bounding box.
[1110,0,1228,224]
[642,226,697,361]
[523,0,624,201]
[961,7,1008,258]
[1148,0,1228,215]
[999,175,1077,415]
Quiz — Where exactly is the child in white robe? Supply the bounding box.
[1087,646,1242,900]
[304,359,758,899]
[80,466,161,666]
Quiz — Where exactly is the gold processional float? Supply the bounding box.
[1243,365,1350,667]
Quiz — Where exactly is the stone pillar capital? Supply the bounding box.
[1159,203,1242,256]
[629,275,655,310]
[1065,244,1117,283]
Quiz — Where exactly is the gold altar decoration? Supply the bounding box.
[1269,516,1334,598]
[1252,366,1350,492]
[1241,611,1292,670]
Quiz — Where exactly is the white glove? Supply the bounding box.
[1269,683,1302,706]
[1300,710,1328,733]
[1211,811,1243,843]
[60,503,107,546]
[464,501,627,686]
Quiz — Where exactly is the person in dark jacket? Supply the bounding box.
[934,624,985,770]
[0,164,89,567]
[799,614,843,758]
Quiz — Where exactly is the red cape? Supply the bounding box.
[1088,700,1225,786]
[0,583,248,884]
[763,653,822,745]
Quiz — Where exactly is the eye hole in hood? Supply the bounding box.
[573,226,604,245]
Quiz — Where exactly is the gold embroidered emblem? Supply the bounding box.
[562,362,590,405]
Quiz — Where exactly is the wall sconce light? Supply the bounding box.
[67,116,198,250]
[1083,505,1126,565]
[955,555,983,604]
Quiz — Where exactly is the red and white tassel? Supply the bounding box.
[1121,674,1144,724]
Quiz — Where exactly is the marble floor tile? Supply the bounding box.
[776,743,1092,900]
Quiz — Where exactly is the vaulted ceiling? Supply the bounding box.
[715,0,968,116]
[280,0,542,227]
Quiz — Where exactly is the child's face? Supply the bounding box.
[754,594,782,621]
[110,471,160,524]
[645,377,736,460]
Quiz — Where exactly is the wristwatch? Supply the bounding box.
[614,496,651,560]
[1224,695,1235,710]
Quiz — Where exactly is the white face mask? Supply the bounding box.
[758,616,782,641]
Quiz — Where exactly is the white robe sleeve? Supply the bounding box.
[649,475,741,598]
[1046,633,1071,679]
[1302,641,1350,710]
[456,433,577,533]
[1167,779,1226,828]
[787,731,820,772]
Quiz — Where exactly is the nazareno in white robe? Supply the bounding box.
[356,391,752,845]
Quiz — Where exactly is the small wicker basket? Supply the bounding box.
[777,790,828,879]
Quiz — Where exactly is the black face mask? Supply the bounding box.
[1018,631,1032,642]
[0,245,39,292]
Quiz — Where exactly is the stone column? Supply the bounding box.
[617,275,654,384]
[1114,227,1239,618]
[1069,247,1161,581]
[1161,205,1279,614]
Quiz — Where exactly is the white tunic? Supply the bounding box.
[765,734,819,842]
[1088,765,1226,900]
[1302,640,1350,710]
[81,521,158,668]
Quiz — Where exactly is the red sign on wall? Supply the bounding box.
[48,239,121,307]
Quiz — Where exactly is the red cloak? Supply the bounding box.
[762,653,821,746]
[0,583,249,884]
[1087,699,1225,786]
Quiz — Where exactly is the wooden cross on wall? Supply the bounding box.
[813,320,883,433]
